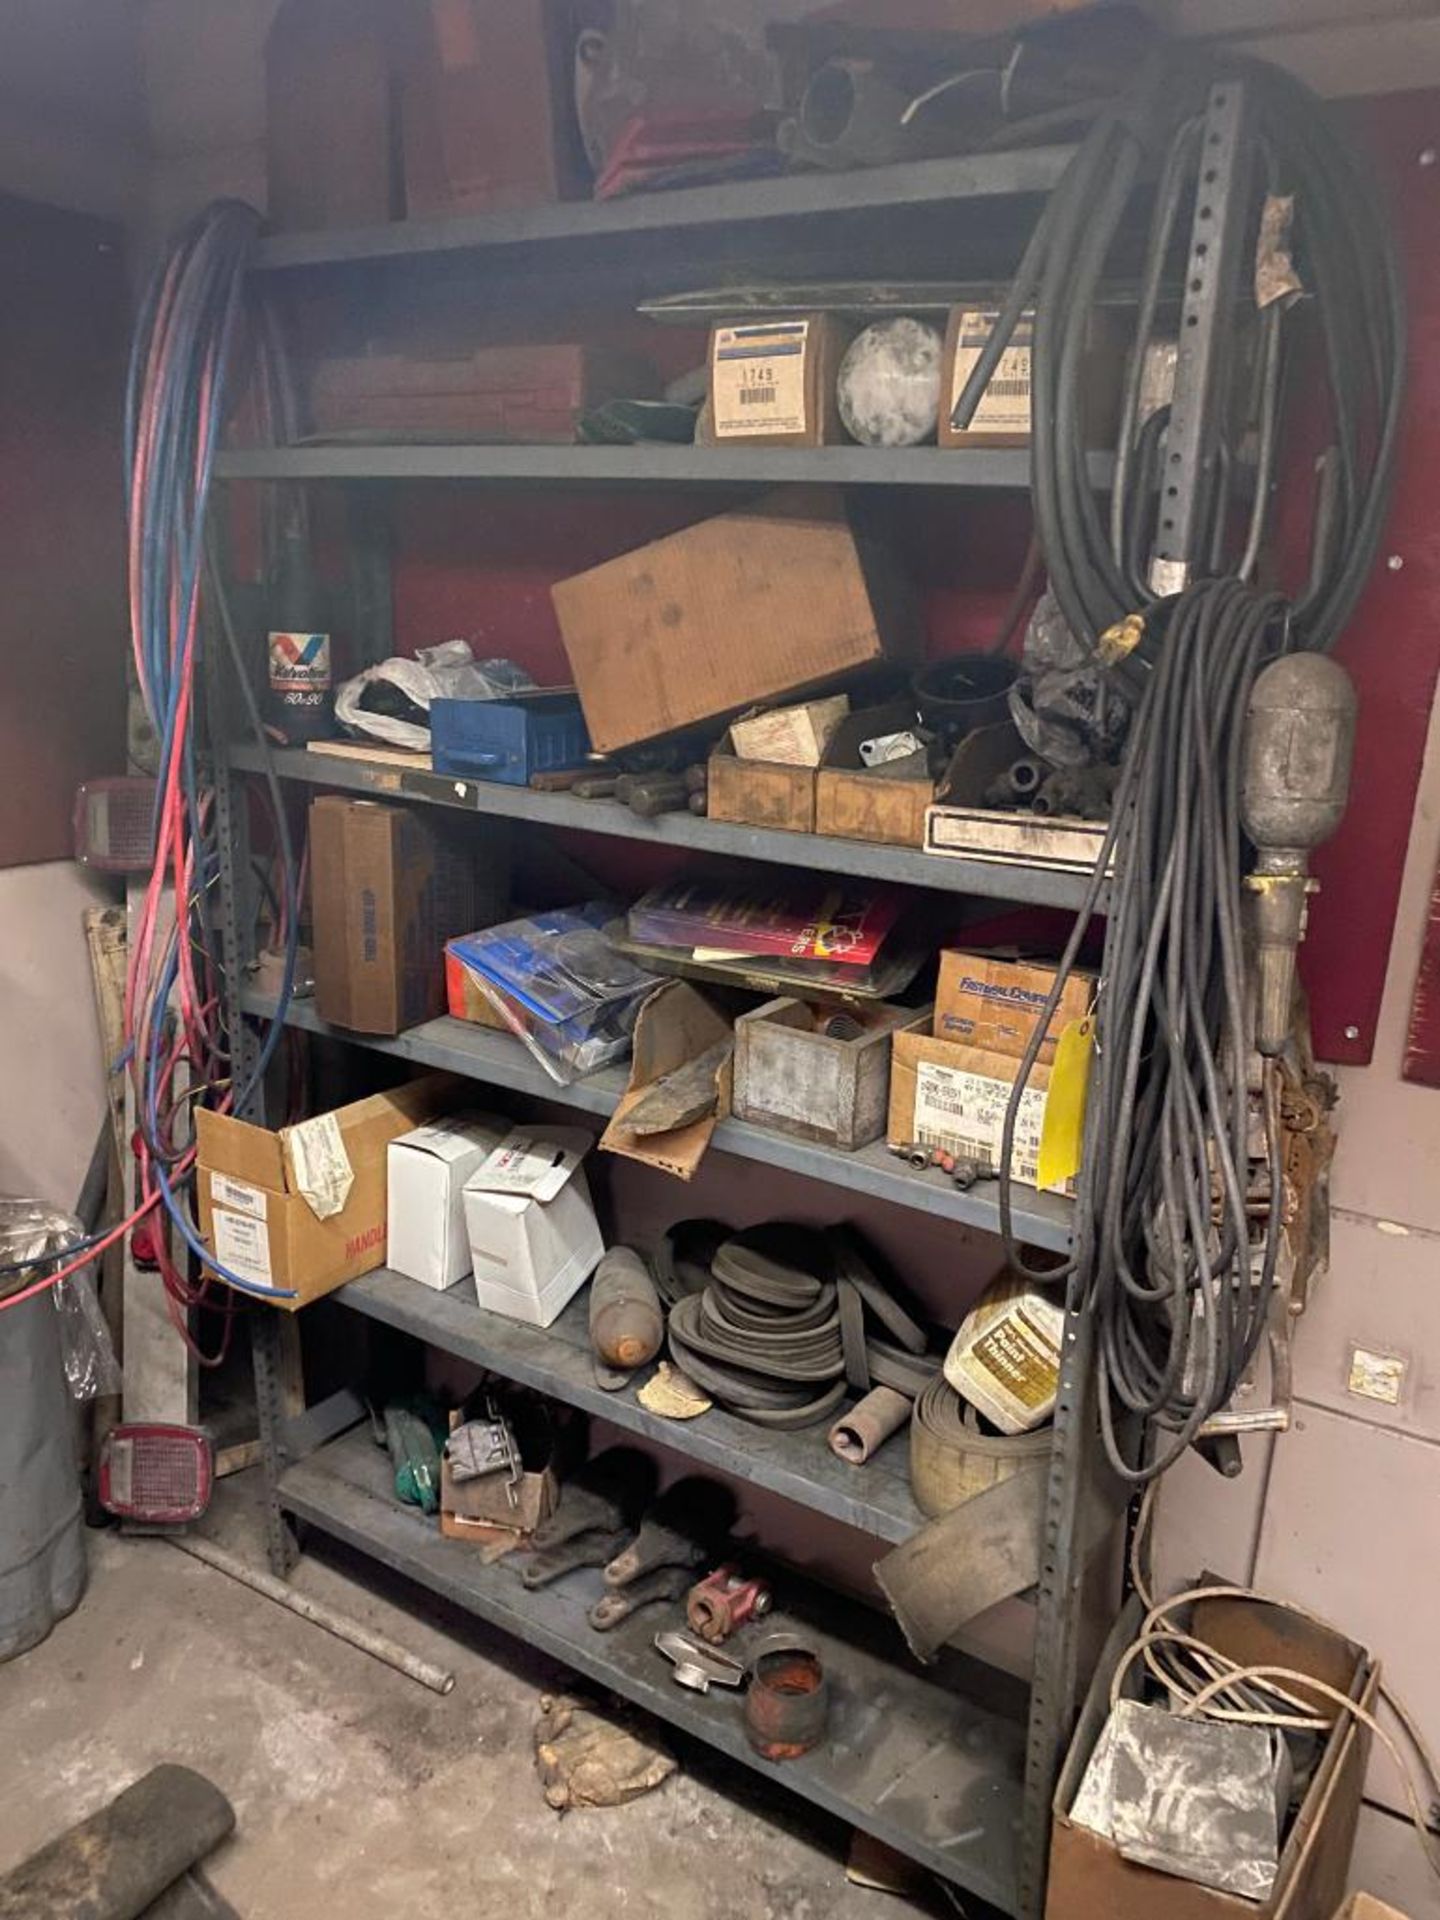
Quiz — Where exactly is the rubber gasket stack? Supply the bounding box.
[666,1225,933,1431]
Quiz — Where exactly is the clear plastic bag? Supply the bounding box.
[448,905,660,1085]
[0,1198,122,1402]
[335,640,536,752]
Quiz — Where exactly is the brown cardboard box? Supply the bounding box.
[888,1029,1072,1192]
[196,1076,451,1309]
[551,488,917,754]
[816,701,935,849]
[925,722,1113,875]
[1335,1900,1412,1920]
[933,952,1095,1062]
[706,315,853,448]
[939,305,1123,449]
[1047,1594,1376,1920]
[310,796,478,1035]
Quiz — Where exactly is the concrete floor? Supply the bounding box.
[0,1481,960,1920]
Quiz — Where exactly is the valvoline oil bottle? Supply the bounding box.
[266,517,333,745]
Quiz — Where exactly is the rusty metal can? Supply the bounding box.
[743,1635,830,1761]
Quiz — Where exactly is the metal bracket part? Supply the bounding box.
[1148,80,1254,593]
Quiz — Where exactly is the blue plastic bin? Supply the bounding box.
[430,692,591,785]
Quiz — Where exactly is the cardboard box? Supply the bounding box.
[444,944,509,1031]
[462,1126,604,1326]
[816,700,935,849]
[888,1029,1071,1192]
[939,305,1123,449]
[551,487,917,754]
[934,952,1095,1063]
[387,1112,508,1290]
[310,796,480,1035]
[601,981,733,1179]
[196,1076,450,1310]
[1048,1594,1376,1920]
[1335,1898,1412,1920]
[706,315,853,448]
[311,345,655,443]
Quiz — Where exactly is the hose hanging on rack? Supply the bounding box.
[986,49,1405,1480]
[122,198,301,1320]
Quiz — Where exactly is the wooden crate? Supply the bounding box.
[733,997,930,1151]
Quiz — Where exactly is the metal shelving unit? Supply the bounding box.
[208,108,1250,1917]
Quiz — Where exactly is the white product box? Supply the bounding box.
[461,1126,604,1327]
[387,1112,509,1290]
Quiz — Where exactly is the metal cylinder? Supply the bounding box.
[836,317,944,448]
[589,1247,664,1374]
[1241,653,1357,852]
[744,1637,830,1760]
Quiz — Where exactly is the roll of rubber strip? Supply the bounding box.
[667,1286,843,1383]
[653,1219,728,1308]
[827,1230,928,1355]
[838,1281,870,1392]
[909,1375,1050,1520]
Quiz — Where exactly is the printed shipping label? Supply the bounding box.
[951,310,1033,435]
[1347,1345,1405,1406]
[212,1208,273,1286]
[210,1172,267,1221]
[913,1061,1051,1186]
[712,321,810,438]
[284,1111,354,1221]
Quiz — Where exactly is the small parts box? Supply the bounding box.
[816,701,936,850]
[734,997,930,1152]
[705,314,853,448]
[387,1113,508,1291]
[462,1126,604,1327]
[430,691,590,785]
[933,951,1095,1062]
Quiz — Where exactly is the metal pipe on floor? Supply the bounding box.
[167,1534,456,1696]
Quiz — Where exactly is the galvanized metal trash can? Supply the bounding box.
[0,1222,86,1662]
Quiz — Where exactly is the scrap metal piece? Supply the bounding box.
[589,1247,664,1380]
[685,1567,772,1643]
[744,1634,830,1761]
[621,1040,733,1136]
[603,1522,708,1589]
[827,1384,912,1466]
[588,1565,693,1631]
[602,1478,736,1588]
[0,1764,234,1920]
[522,1527,634,1591]
[654,1630,747,1693]
[529,1450,656,1552]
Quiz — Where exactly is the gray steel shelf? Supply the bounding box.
[212,442,1112,490]
[335,1268,928,1544]
[240,989,1075,1253]
[224,741,1099,912]
[254,145,1076,272]
[280,1429,1026,1912]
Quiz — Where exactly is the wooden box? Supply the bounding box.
[734,997,930,1152]
[707,731,817,835]
[817,701,935,849]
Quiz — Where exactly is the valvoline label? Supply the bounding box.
[268,630,331,696]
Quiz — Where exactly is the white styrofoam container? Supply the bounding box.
[387,1113,508,1290]
[462,1149,604,1328]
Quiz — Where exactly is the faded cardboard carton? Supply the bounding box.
[311,796,479,1035]
[196,1075,452,1310]
[706,315,853,448]
[934,952,1095,1063]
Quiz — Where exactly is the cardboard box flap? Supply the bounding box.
[602,981,734,1180]
[278,1076,452,1194]
[391,1114,504,1167]
[465,1125,595,1208]
[195,1108,287,1193]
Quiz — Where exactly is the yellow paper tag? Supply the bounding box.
[1036,1018,1094,1192]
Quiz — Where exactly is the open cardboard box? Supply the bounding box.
[1047,1592,1377,1920]
[601,980,733,1179]
[196,1074,453,1309]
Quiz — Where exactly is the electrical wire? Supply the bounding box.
[1111,1491,1440,1882]
[987,43,1405,1479]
